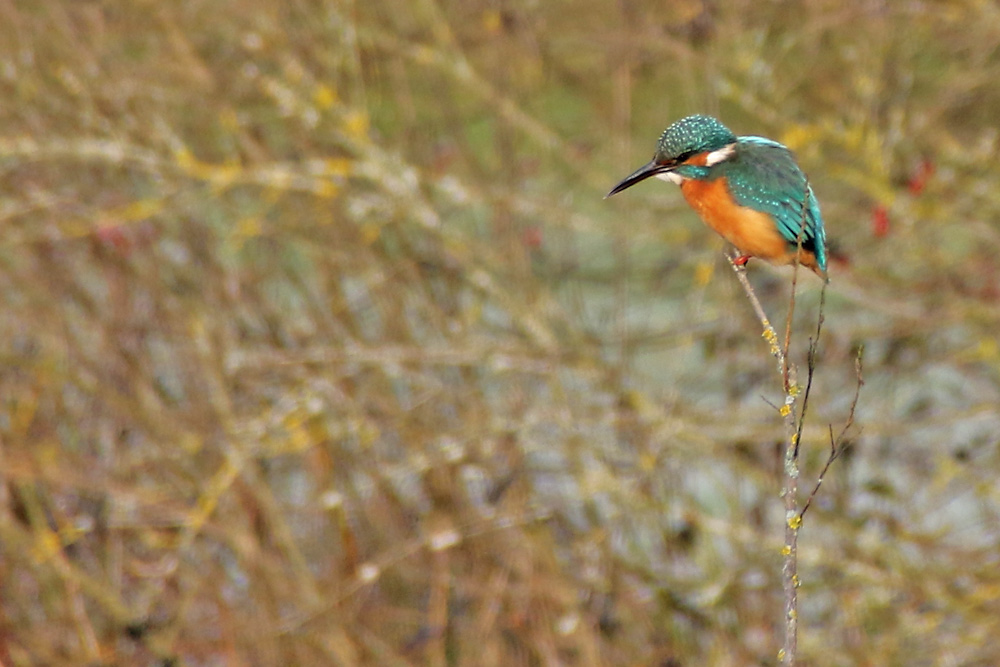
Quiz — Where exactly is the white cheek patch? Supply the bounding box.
[704,143,736,166]
[655,171,684,185]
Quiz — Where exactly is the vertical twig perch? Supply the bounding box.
[726,256,806,665]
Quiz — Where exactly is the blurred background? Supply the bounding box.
[2,1,999,665]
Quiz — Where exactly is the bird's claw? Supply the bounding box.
[731,254,752,267]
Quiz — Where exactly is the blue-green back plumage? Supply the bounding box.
[721,137,826,272]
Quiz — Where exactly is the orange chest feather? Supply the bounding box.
[679,177,788,261]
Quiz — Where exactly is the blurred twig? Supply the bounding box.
[801,350,863,520]
[780,181,811,392]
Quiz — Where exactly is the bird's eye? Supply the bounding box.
[675,150,697,164]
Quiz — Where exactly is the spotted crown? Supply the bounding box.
[655,115,737,162]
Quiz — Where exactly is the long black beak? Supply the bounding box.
[605,160,674,199]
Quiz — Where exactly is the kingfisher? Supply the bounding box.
[606,115,827,278]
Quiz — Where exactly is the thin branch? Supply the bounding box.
[726,252,800,667]
[782,281,797,391]
[781,182,812,391]
[800,349,864,520]
[794,283,827,459]
[726,256,785,372]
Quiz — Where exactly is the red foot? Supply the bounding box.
[731,255,752,267]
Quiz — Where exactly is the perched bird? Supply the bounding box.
[606,115,827,278]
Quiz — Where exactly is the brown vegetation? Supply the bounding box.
[2,1,1000,665]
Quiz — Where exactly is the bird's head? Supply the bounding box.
[606,115,736,198]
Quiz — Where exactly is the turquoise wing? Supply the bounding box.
[722,137,827,271]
